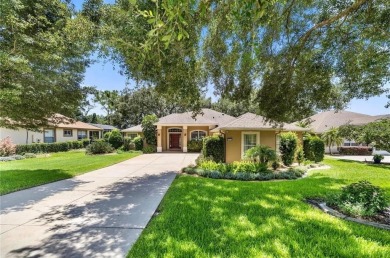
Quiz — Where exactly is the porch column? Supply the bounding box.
[183,126,188,152]
[157,125,162,152]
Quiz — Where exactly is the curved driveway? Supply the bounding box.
[0,153,198,257]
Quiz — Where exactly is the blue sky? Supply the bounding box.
[73,0,389,116]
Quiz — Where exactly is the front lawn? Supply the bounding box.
[128,158,390,257]
[0,150,141,195]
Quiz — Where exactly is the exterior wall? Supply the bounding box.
[0,128,44,145]
[225,130,303,163]
[56,128,78,142]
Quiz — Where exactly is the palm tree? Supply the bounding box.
[321,127,343,155]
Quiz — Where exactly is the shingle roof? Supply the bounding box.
[50,114,102,130]
[121,124,143,133]
[305,110,389,133]
[219,113,309,131]
[155,109,236,125]
[89,123,117,130]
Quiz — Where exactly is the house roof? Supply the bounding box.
[304,110,389,133]
[50,114,102,130]
[121,124,143,133]
[89,123,117,130]
[155,108,236,126]
[218,113,309,131]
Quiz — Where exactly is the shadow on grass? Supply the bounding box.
[4,172,176,257]
[128,175,390,257]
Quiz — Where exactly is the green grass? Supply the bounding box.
[0,150,140,195]
[128,158,390,257]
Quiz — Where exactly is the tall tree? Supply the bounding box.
[0,0,94,129]
[321,128,343,155]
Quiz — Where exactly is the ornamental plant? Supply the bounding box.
[245,145,277,164]
[108,129,123,149]
[0,137,16,156]
[279,132,298,166]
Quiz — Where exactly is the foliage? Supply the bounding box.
[296,146,305,165]
[332,181,388,217]
[86,140,114,155]
[0,0,94,129]
[373,154,384,164]
[304,135,325,163]
[338,147,373,156]
[202,136,225,163]
[211,97,258,117]
[0,137,16,157]
[107,129,123,149]
[188,140,203,152]
[245,145,277,164]
[279,132,298,166]
[142,145,156,154]
[94,90,120,124]
[16,140,86,154]
[133,136,144,151]
[141,114,158,145]
[231,161,268,174]
[321,127,343,154]
[123,137,135,151]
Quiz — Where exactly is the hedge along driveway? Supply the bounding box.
[0,150,141,195]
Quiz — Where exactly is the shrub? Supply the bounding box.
[0,156,15,162]
[279,132,298,166]
[69,140,83,150]
[231,161,267,174]
[303,136,314,161]
[202,136,225,163]
[245,145,277,164]
[338,147,372,156]
[141,114,158,145]
[107,129,123,149]
[336,181,388,216]
[188,140,203,152]
[310,136,325,163]
[296,146,305,165]
[0,137,16,156]
[123,137,135,151]
[373,154,384,164]
[142,145,156,154]
[199,160,221,171]
[86,140,114,154]
[24,153,37,159]
[133,136,144,151]
[81,138,90,147]
[103,131,111,141]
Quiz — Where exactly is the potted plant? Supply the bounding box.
[373,154,384,164]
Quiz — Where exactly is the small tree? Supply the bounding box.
[279,132,298,166]
[141,114,158,145]
[321,127,343,155]
[108,129,123,149]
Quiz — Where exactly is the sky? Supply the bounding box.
[72,0,389,117]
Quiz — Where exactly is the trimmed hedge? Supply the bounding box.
[279,132,298,166]
[15,139,89,154]
[202,136,225,163]
[86,140,114,154]
[133,136,143,151]
[303,135,325,163]
[339,147,372,155]
[188,140,203,152]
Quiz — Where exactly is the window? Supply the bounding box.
[127,133,138,139]
[78,130,87,140]
[63,129,73,137]
[241,132,260,157]
[44,129,55,143]
[190,130,207,141]
[168,128,182,132]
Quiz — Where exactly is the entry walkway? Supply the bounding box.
[0,153,198,257]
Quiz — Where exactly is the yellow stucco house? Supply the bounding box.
[122,109,309,162]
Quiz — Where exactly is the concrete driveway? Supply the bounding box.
[0,153,198,258]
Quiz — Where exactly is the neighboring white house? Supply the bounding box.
[0,114,103,145]
[304,110,390,154]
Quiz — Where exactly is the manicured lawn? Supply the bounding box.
[0,150,141,195]
[128,158,390,257]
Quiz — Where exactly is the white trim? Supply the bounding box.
[241,131,260,159]
[189,130,208,141]
[157,147,162,152]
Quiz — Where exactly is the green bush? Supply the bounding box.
[202,136,225,163]
[86,140,114,155]
[141,114,158,145]
[188,140,203,152]
[245,145,277,164]
[335,181,388,217]
[279,132,298,166]
[199,160,221,171]
[232,160,268,174]
[108,129,123,149]
[82,138,90,147]
[142,145,156,154]
[133,136,143,151]
[123,137,135,151]
[296,146,305,165]
[303,135,325,163]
